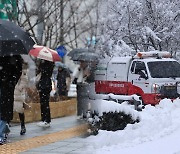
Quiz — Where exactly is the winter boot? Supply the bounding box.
[3,123,10,143]
[0,120,9,145]
[20,126,26,135]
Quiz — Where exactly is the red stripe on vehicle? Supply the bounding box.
[95,80,160,105]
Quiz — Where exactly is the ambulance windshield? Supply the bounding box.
[147,61,180,78]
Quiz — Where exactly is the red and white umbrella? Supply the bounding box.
[29,45,61,62]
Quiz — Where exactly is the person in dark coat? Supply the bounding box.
[56,66,71,100]
[36,59,54,128]
[0,55,23,144]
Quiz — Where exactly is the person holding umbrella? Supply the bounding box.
[36,59,54,127]
[29,45,64,127]
[0,55,23,144]
[69,49,99,118]
[71,60,92,117]
[0,19,35,144]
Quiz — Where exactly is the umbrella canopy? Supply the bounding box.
[29,45,61,62]
[0,19,35,56]
[74,52,99,62]
[68,48,94,60]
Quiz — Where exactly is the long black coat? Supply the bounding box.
[0,55,23,122]
[37,60,54,92]
[36,60,54,123]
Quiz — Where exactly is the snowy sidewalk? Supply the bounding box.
[0,116,89,154]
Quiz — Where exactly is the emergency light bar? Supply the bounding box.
[134,51,171,59]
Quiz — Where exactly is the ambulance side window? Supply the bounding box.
[134,62,148,79]
[135,62,146,74]
[130,61,136,73]
[131,61,147,75]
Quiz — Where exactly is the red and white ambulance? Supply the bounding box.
[95,51,180,105]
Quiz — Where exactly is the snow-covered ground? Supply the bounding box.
[86,98,180,154]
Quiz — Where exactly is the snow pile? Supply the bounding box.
[86,98,180,154]
[90,99,139,120]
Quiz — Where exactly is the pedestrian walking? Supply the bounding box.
[56,65,71,100]
[13,61,29,135]
[0,55,23,144]
[36,59,54,128]
[72,61,91,117]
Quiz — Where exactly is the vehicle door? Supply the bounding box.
[128,61,150,93]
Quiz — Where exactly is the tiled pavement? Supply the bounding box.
[21,136,91,154]
[1,116,91,154]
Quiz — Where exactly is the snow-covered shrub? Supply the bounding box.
[88,100,140,135]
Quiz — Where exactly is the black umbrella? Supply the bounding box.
[68,48,95,60]
[0,19,35,56]
[74,52,99,62]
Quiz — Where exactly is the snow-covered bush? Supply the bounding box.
[88,100,140,135]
